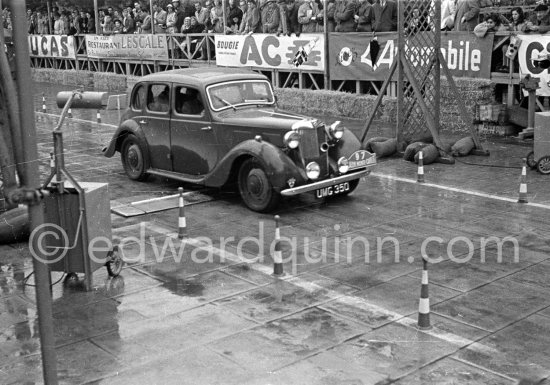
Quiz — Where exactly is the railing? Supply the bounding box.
[29,31,528,99]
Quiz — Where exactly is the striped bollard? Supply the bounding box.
[178,187,187,239]
[417,258,432,330]
[273,215,283,276]
[96,109,102,124]
[518,159,528,203]
[417,150,425,183]
[42,93,47,113]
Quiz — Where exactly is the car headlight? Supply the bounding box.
[284,131,300,149]
[337,157,349,174]
[329,121,344,140]
[306,162,320,180]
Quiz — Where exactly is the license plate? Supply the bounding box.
[348,150,376,169]
[315,182,350,198]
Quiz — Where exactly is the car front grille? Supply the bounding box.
[299,126,322,159]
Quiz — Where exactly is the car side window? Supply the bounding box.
[147,84,170,113]
[132,84,146,110]
[175,86,204,116]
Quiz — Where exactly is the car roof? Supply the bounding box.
[138,68,269,87]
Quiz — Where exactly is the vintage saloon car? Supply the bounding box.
[103,68,376,212]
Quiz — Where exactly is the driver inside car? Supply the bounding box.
[148,88,170,112]
[177,88,204,115]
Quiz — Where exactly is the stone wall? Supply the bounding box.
[32,69,495,133]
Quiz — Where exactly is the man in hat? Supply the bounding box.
[527,4,550,33]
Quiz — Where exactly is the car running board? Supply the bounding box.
[148,169,206,184]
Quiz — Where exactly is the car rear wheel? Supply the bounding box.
[238,159,280,212]
[121,134,149,181]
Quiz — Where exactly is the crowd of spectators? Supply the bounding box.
[13,0,401,36]
[5,0,550,37]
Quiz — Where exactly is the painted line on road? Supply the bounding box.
[371,172,550,210]
[134,222,497,354]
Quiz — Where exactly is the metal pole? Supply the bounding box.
[46,1,53,34]
[222,0,227,33]
[94,0,100,35]
[323,0,329,90]
[7,0,58,383]
[150,0,155,34]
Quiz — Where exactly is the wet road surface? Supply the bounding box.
[0,83,549,384]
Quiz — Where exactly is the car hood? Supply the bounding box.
[215,108,321,130]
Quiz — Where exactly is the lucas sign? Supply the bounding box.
[215,33,325,71]
[28,35,76,59]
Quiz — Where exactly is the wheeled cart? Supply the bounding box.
[42,182,122,291]
[526,111,550,174]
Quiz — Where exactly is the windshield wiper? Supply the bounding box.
[213,95,236,111]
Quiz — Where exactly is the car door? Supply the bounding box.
[136,82,172,171]
[170,85,219,176]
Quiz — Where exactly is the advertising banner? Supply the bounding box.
[517,34,550,96]
[85,34,169,59]
[28,35,76,59]
[215,33,325,71]
[329,32,494,81]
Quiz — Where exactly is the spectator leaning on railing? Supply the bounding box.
[226,0,244,33]
[526,3,550,33]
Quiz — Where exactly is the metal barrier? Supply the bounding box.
[30,31,523,98]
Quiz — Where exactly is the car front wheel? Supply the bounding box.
[121,134,149,181]
[238,159,280,212]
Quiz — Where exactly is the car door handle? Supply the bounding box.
[201,126,212,131]
[139,120,148,125]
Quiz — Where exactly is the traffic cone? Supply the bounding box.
[417,257,432,330]
[273,215,283,276]
[417,150,425,183]
[42,93,47,113]
[67,107,72,118]
[518,159,528,203]
[96,110,102,124]
[178,187,187,239]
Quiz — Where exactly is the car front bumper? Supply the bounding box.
[280,169,371,197]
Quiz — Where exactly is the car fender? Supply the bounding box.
[102,120,148,158]
[204,139,306,191]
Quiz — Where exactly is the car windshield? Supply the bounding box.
[207,80,275,111]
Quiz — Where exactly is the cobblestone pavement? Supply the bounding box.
[0,84,549,384]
